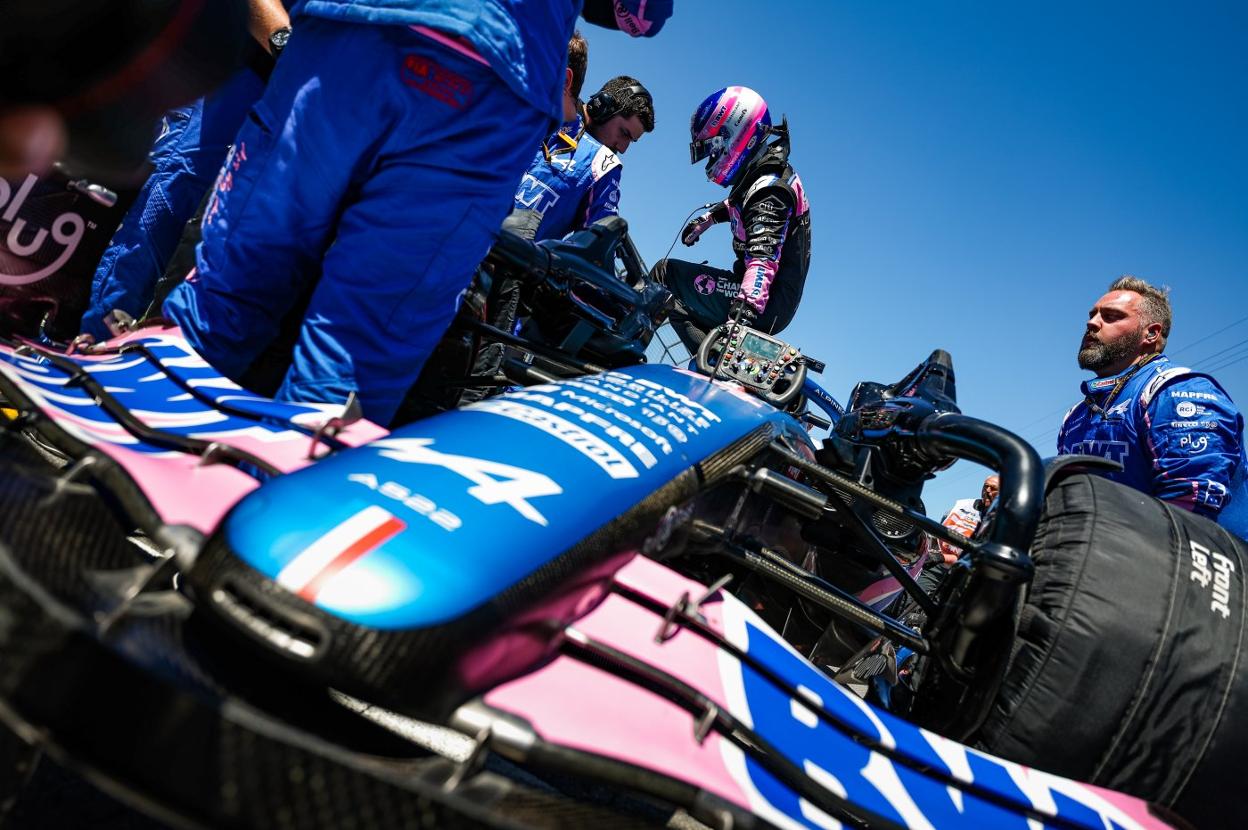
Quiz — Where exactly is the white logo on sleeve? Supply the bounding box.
[591,145,621,181]
[1190,540,1235,619]
[514,175,560,215]
[1180,434,1210,453]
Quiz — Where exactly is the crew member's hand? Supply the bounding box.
[681,211,716,246]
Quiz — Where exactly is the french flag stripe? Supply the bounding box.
[277,505,405,600]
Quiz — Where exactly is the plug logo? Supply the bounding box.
[0,174,87,286]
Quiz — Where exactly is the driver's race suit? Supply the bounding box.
[651,134,811,351]
[162,0,670,425]
[1058,354,1248,538]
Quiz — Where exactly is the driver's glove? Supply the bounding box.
[681,210,718,246]
[728,300,758,328]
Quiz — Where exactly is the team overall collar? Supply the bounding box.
[1080,353,1166,415]
[727,131,791,195]
[542,115,584,162]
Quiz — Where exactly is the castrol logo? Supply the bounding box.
[0,174,87,286]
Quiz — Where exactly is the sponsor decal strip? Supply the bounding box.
[276,506,406,602]
[469,399,639,479]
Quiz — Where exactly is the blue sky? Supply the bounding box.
[589,1,1248,516]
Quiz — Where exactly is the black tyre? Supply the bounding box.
[974,473,1246,829]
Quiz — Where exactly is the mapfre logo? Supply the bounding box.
[0,174,87,286]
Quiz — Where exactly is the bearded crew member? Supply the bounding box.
[1058,276,1248,538]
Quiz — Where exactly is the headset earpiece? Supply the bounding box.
[585,91,613,124]
[586,82,651,125]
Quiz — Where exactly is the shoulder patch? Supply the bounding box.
[740,173,784,204]
[1140,365,1194,409]
[1059,400,1083,427]
[590,145,621,182]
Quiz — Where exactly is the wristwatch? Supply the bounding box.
[269,26,291,59]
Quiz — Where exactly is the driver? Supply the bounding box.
[650,86,811,352]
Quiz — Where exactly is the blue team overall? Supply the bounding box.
[81,66,267,339]
[161,0,669,425]
[461,116,623,405]
[1058,355,1248,538]
[511,114,623,242]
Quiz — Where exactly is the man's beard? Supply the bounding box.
[1078,330,1141,372]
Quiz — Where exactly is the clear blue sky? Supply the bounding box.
[587,1,1248,517]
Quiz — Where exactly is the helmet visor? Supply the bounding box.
[689,134,725,165]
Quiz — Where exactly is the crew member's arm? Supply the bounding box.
[737,186,796,315]
[581,0,673,37]
[582,146,622,227]
[248,0,291,55]
[1146,377,1246,517]
[500,208,542,241]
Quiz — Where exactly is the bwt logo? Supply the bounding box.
[515,175,559,215]
[1067,439,1130,464]
[0,174,87,286]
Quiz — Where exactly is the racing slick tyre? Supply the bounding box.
[973,472,1246,830]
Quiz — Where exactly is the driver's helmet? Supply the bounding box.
[689,86,772,187]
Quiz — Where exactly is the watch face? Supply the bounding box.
[270,28,291,52]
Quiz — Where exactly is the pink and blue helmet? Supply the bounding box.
[689,86,772,186]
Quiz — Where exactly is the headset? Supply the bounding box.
[586,82,652,125]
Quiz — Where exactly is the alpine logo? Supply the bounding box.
[370,437,562,526]
[0,174,87,286]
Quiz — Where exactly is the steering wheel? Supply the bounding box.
[696,323,808,408]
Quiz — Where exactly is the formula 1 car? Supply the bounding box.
[0,226,1240,828]
[394,217,672,423]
